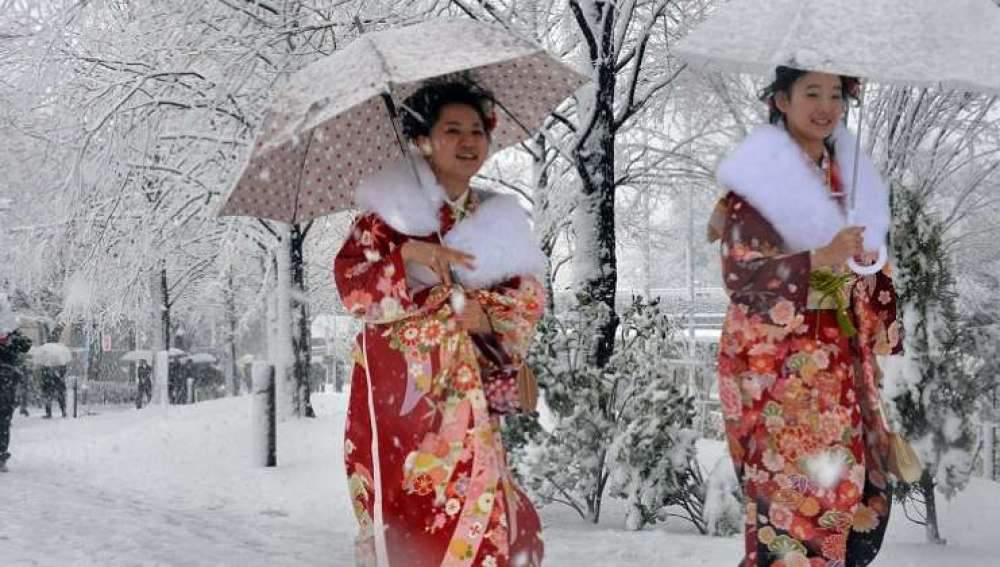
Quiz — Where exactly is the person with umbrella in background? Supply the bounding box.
[707,67,901,566]
[39,363,68,418]
[1,296,33,473]
[136,359,153,408]
[334,80,548,567]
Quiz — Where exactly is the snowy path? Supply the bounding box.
[2,393,998,566]
[3,469,346,566]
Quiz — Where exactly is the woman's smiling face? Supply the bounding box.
[775,71,845,146]
[420,103,489,181]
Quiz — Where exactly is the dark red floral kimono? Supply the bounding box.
[715,191,902,567]
[334,193,545,567]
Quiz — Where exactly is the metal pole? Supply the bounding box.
[252,362,277,467]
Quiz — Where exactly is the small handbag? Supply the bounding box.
[470,331,538,415]
[880,401,924,483]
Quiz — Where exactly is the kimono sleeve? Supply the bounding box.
[333,213,416,325]
[720,193,812,322]
[852,264,904,356]
[472,275,546,361]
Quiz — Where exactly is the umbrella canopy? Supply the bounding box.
[218,18,588,224]
[675,0,1000,95]
[121,349,153,362]
[28,343,73,367]
[188,352,218,364]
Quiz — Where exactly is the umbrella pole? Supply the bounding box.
[849,82,867,214]
[846,82,889,276]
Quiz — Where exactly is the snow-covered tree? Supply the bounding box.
[514,296,698,526]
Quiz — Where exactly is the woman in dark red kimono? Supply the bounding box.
[334,82,547,567]
[709,67,902,567]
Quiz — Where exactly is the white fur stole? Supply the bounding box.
[716,124,890,253]
[354,156,547,289]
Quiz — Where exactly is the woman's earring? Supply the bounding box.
[419,142,432,156]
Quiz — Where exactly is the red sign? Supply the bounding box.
[101,335,112,352]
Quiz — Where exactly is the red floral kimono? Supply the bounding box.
[713,125,902,567]
[334,158,546,567]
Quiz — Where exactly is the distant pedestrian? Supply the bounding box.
[40,365,68,418]
[1,329,32,473]
[136,359,153,408]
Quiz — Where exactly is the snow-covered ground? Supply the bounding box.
[2,392,998,566]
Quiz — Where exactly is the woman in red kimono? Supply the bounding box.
[334,82,548,567]
[709,67,902,567]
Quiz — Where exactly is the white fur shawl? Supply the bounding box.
[354,156,547,289]
[716,124,890,254]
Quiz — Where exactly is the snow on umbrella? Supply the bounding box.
[675,0,1000,273]
[188,352,217,364]
[675,0,1000,95]
[218,18,588,224]
[121,349,154,362]
[28,343,73,367]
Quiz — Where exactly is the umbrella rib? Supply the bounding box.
[290,130,315,226]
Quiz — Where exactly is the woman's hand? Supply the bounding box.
[457,297,492,333]
[400,240,476,286]
[813,226,865,268]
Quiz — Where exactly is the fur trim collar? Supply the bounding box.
[354,154,445,237]
[443,193,548,289]
[355,156,547,289]
[716,124,890,254]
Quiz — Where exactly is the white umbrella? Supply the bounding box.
[121,349,154,362]
[676,0,1000,95]
[218,18,588,224]
[28,343,73,367]
[188,352,217,364]
[675,0,1000,273]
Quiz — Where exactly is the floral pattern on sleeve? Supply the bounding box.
[851,264,903,357]
[721,193,812,326]
[471,276,546,362]
[334,212,415,325]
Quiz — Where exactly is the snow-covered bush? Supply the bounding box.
[888,186,983,542]
[702,455,743,537]
[508,296,700,528]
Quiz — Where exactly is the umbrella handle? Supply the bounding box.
[847,245,887,276]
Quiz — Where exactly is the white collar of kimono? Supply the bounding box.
[353,154,547,289]
[716,123,891,254]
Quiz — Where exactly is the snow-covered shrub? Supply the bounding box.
[702,455,743,537]
[606,299,700,531]
[508,296,700,528]
[888,186,984,541]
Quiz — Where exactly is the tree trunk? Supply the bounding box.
[160,265,171,350]
[572,6,619,367]
[289,224,314,417]
[531,133,557,312]
[920,469,947,545]
[225,269,239,396]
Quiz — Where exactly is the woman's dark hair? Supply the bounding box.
[400,80,495,140]
[760,66,860,125]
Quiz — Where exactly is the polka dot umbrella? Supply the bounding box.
[218,19,589,224]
